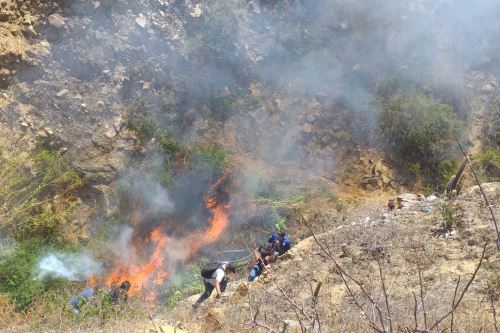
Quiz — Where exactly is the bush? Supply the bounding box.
[440,203,463,231]
[379,89,463,186]
[0,149,83,241]
[187,145,227,174]
[164,266,204,309]
[0,241,50,310]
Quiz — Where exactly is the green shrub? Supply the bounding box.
[187,145,227,174]
[164,266,204,309]
[441,203,463,231]
[0,150,83,241]
[0,241,48,310]
[379,89,463,186]
[158,135,180,157]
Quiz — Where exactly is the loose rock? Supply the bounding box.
[48,13,65,29]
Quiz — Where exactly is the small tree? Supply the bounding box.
[379,89,463,186]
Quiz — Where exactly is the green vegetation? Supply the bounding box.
[164,266,204,309]
[317,186,344,211]
[473,148,500,181]
[441,203,463,231]
[379,88,464,187]
[187,145,227,174]
[0,241,55,310]
[0,149,83,241]
[271,212,287,231]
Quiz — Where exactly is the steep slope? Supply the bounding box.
[170,184,500,333]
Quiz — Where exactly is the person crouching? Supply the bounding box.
[193,262,235,308]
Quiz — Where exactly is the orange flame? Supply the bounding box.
[101,174,231,298]
[105,227,169,294]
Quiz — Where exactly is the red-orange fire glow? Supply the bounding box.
[101,174,231,298]
[105,227,169,294]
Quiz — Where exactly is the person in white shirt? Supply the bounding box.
[194,262,235,308]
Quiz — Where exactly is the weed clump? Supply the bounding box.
[0,149,83,241]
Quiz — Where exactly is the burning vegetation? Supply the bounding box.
[101,173,232,298]
[0,0,499,332]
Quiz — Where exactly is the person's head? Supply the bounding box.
[221,262,236,274]
[120,280,131,291]
[278,229,286,240]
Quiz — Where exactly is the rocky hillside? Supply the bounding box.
[0,1,499,332]
[168,183,500,333]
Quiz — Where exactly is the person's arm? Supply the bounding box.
[215,280,222,296]
[254,248,261,260]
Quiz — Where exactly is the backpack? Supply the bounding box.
[201,262,222,279]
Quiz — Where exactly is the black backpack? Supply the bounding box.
[201,262,222,279]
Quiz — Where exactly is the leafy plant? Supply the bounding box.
[379,89,464,187]
[0,241,48,310]
[441,203,462,231]
[187,145,227,174]
[0,149,83,241]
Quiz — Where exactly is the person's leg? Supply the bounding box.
[194,280,214,306]
[248,265,262,282]
[247,266,257,282]
[220,277,228,292]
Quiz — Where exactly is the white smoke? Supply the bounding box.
[37,252,102,281]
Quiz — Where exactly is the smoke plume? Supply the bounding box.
[37,252,102,281]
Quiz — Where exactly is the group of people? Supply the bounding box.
[69,280,131,314]
[72,228,292,311]
[193,225,292,307]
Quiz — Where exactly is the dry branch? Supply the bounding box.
[378,260,393,333]
[302,216,386,333]
[429,242,488,330]
[450,276,461,333]
[456,139,500,250]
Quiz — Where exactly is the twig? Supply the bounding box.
[245,222,271,234]
[488,282,500,333]
[413,292,419,331]
[456,139,500,250]
[450,276,461,333]
[429,243,488,330]
[415,253,428,330]
[246,292,279,333]
[302,216,386,333]
[378,260,393,333]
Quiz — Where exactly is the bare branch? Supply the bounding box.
[302,216,386,333]
[456,139,500,250]
[413,292,419,331]
[450,276,461,333]
[378,260,393,333]
[429,243,488,330]
[415,253,428,330]
[487,282,500,333]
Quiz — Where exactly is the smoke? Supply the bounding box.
[12,0,497,290]
[37,252,102,281]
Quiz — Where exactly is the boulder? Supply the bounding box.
[48,13,65,29]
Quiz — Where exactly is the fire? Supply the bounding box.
[187,173,231,254]
[100,174,231,298]
[105,227,169,294]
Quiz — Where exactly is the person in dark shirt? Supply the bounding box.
[247,244,272,282]
[108,280,131,303]
[269,229,291,256]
